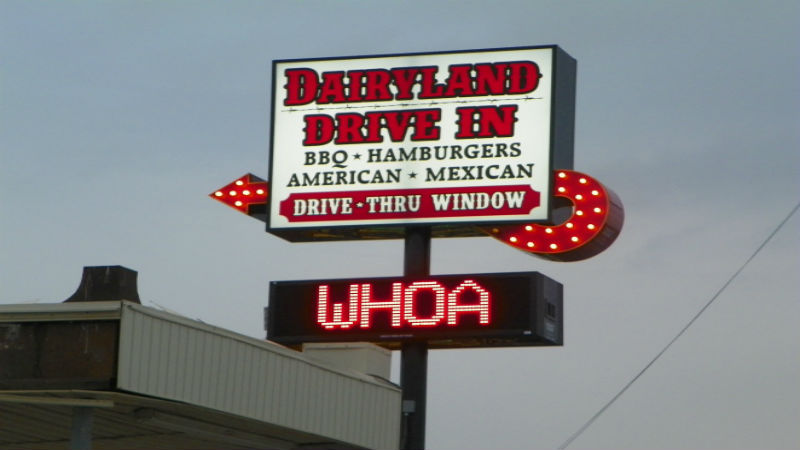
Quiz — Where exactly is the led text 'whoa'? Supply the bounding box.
[317,279,490,330]
[267,272,564,349]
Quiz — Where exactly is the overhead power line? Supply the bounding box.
[558,200,800,449]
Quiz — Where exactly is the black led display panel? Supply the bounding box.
[267,271,562,349]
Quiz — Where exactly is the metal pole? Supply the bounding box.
[70,406,93,450]
[401,226,430,450]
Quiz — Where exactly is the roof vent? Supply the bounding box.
[63,265,141,303]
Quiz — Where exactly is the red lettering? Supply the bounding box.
[315,280,493,329]
[443,64,475,97]
[284,68,319,106]
[364,111,385,143]
[417,66,445,99]
[363,69,393,101]
[455,105,518,139]
[359,282,402,328]
[317,71,347,104]
[477,105,517,137]
[304,109,441,145]
[317,284,360,329]
[334,113,366,144]
[382,111,415,141]
[302,114,335,145]
[284,60,542,105]
[345,70,366,102]
[447,280,490,325]
[507,61,541,94]
[390,67,420,100]
[403,282,446,327]
[411,109,441,141]
[455,107,477,139]
[474,62,507,95]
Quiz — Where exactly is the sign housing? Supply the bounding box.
[266,271,563,349]
[268,46,576,241]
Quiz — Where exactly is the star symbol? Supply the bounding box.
[408,172,417,179]
[356,202,364,208]
[353,153,361,160]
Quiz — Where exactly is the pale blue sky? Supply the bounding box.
[2,2,798,449]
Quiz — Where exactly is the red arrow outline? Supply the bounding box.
[209,173,268,219]
[209,170,623,261]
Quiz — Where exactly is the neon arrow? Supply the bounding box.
[209,173,268,221]
[209,170,623,261]
[479,170,624,261]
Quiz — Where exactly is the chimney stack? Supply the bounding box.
[63,265,141,303]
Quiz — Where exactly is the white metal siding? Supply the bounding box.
[116,303,400,449]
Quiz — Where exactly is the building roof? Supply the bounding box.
[0,301,401,450]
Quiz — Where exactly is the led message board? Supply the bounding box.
[268,46,576,241]
[267,272,562,349]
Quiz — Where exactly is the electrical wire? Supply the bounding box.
[558,200,800,449]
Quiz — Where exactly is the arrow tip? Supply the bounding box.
[209,173,269,222]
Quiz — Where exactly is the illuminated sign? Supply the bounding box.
[267,272,563,349]
[482,169,624,261]
[268,46,576,241]
[211,169,624,260]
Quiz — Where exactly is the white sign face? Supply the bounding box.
[268,46,573,237]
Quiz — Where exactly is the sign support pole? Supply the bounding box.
[70,406,93,450]
[401,226,431,450]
